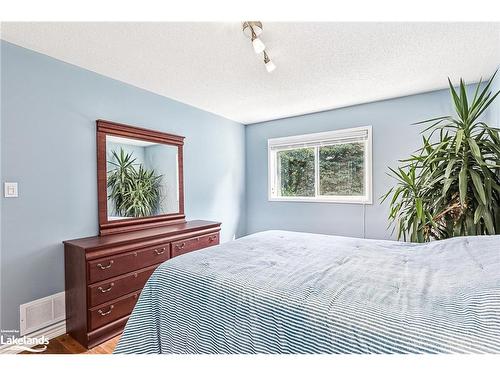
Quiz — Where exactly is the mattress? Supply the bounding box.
[114,230,500,354]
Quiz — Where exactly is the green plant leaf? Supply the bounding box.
[442,175,457,197]
[470,170,487,205]
[483,210,495,234]
[445,159,456,179]
[471,77,483,104]
[416,197,423,220]
[468,138,484,164]
[459,78,469,120]
[459,165,467,206]
[455,129,464,154]
[449,78,464,119]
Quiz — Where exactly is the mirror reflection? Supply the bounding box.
[106,135,179,220]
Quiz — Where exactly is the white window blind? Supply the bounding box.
[268,128,370,151]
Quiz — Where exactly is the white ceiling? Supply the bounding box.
[2,22,500,124]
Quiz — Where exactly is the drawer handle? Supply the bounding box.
[154,248,166,255]
[97,305,114,316]
[209,235,217,242]
[176,243,185,250]
[98,283,114,293]
[97,260,114,270]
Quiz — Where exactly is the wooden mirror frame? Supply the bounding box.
[97,119,185,236]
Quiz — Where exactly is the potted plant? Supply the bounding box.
[382,71,500,242]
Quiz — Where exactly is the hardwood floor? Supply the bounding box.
[21,334,120,354]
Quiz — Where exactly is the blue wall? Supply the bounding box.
[0,41,246,334]
[245,86,484,239]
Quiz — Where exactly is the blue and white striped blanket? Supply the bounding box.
[114,230,500,354]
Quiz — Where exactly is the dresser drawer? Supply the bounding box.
[89,290,141,331]
[136,244,170,268]
[171,232,219,257]
[88,265,157,307]
[88,243,170,283]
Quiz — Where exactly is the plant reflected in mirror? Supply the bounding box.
[107,148,164,218]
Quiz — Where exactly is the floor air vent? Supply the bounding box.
[20,292,65,336]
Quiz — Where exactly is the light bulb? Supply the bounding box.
[252,37,266,54]
[265,59,276,73]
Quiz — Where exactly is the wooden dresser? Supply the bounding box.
[63,220,221,349]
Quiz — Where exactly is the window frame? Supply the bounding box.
[268,126,373,204]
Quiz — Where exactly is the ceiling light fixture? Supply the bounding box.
[242,21,265,54]
[242,21,276,73]
[263,51,276,73]
[252,35,266,54]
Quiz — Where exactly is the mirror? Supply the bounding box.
[97,120,185,235]
[106,135,179,220]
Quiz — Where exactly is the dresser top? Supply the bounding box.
[63,220,221,250]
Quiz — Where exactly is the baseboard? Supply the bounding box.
[0,320,66,354]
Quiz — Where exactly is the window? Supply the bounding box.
[268,126,372,203]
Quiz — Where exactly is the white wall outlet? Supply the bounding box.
[4,182,18,198]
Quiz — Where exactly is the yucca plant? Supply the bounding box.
[382,71,500,242]
[107,148,135,216]
[107,148,163,218]
[122,165,163,218]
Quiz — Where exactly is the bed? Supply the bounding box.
[114,230,500,354]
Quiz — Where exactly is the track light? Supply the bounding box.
[242,21,276,73]
[252,37,266,54]
[264,51,276,73]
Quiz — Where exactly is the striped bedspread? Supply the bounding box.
[114,230,500,354]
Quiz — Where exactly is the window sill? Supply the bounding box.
[268,196,373,204]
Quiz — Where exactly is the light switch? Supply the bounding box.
[4,182,18,198]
